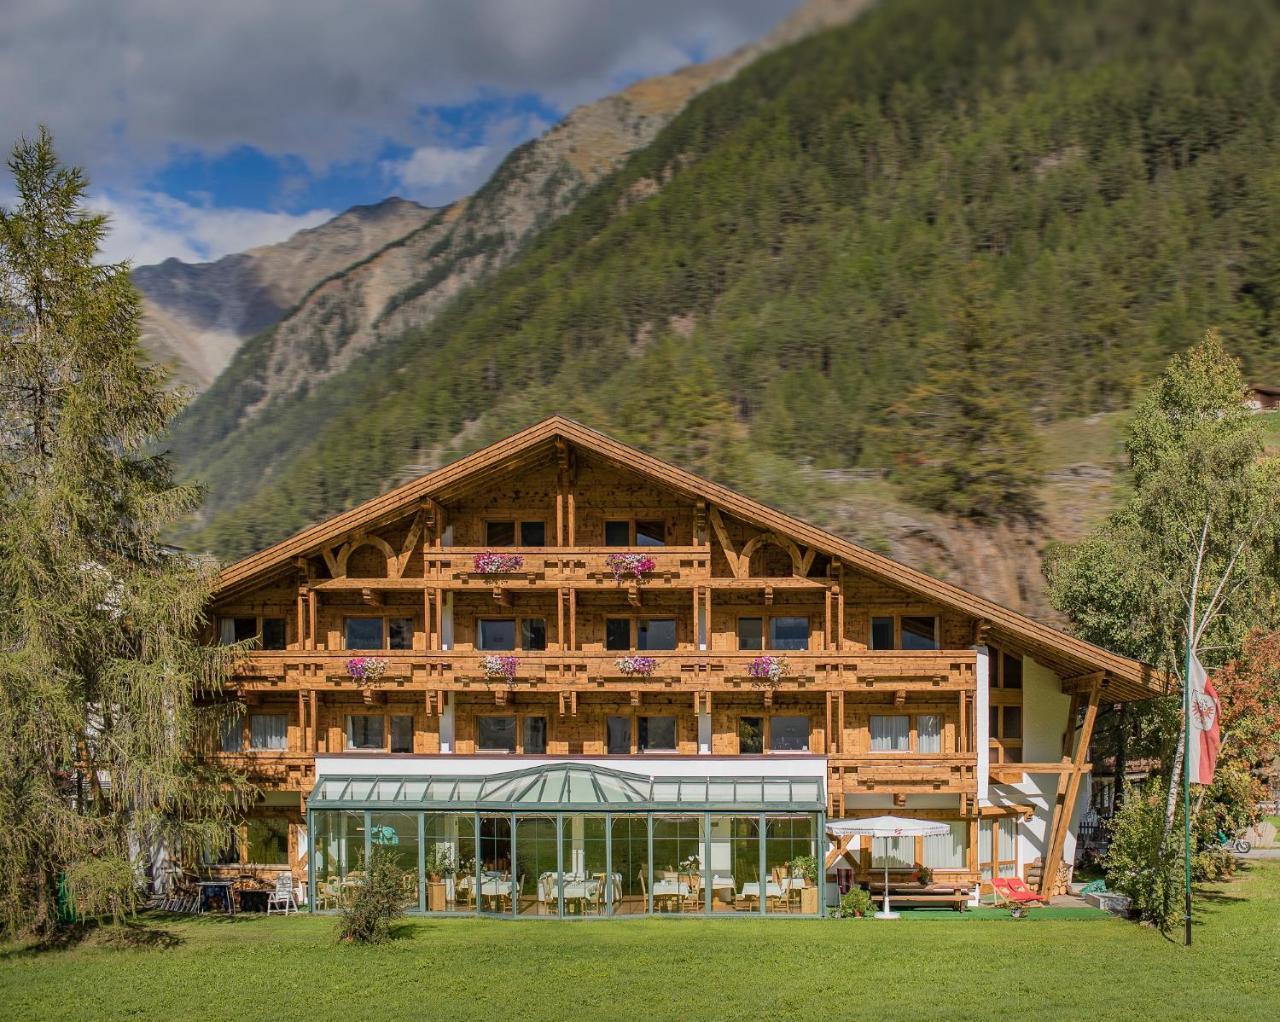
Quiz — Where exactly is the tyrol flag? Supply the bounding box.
[1187,652,1220,786]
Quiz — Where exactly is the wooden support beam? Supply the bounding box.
[297,689,306,750]
[823,588,832,650]
[837,690,845,754]
[360,586,382,608]
[627,582,641,607]
[708,507,743,578]
[309,690,318,753]
[764,584,774,606]
[434,589,443,651]
[1040,675,1103,896]
[493,586,512,607]
[568,587,577,651]
[308,590,318,651]
[630,689,640,707]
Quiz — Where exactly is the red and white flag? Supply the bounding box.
[1187,652,1220,786]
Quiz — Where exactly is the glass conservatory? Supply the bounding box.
[307,763,825,918]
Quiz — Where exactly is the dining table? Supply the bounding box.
[738,880,785,907]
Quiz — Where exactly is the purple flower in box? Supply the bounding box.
[605,552,657,582]
[473,552,525,575]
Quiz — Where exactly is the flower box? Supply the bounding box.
[604,552,656,582]
[615,655,658,677]
[479,655,518,682]
[747,655,790,683]
[473,552,525,575]
[346,656,388,682]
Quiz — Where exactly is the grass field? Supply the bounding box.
[3,863,1278,1022]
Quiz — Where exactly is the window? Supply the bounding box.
[203,833,239,866]
[737,617,764,651]
[520,521,546,547]
[261,618,287,650]
[606,716,632,754]
[638,716,676,752]
[1002,706,1023,740]
[635,520,665,547]
[916,714,942,754]
[738,716,764,754]
[870,616,895,651]
[246,817,289,865]
[388,617,413,650]
[523,716,547,754]
[478,618,516,651]
[390,715,413,753]
[345,617,383,650]
[478,716,516,753]
[901,616,939,650]
[980,817,1019,880]
[994,650,1023,688]
[871,835,914,869]
[604,520,631,546]
[486,521,516,546]
[636,618,676,650]
[605,618,631,651]
[769,716,809,752]
[346,715,385,750]
[219,617,258,645]
[870,715,910,752]
[248,714,287,751]
[219,714,243,752]
[990,705,1024,763]
[923,821,968,870]
[521,618,547,651]
[770,616,809,651]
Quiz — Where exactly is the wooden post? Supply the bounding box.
[434,589,443,651]
[837,691,845,755]
[309,690,318,754]
[823,588,832,651]
[836,562,846,650]
[297,690,305,751]
[704,586,712,652]
[308,590,318,651]
[568,587,577,651]
[1039,676,1103,896]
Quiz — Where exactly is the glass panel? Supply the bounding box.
[370,812,420,909]
[520,521,546,547]
[635,521,665,547]
[1002,651,1023,688]
[515,815,557,916]
[605,618,630,651]
[901,616,939,651]
[232,617,257,643]
[313,810,365,910]
[638,716,676,752]
[390,715,414,753]
[923,821,968,870]
[521,618,547,651]
[979,821,993,880]
[486,521,516,546]
[610,817,649,916]
[769,617,809,651]
[765,815,816,914]
[345,617,383,650]
[990,705,999,737]
[261,618,287,650]
[219,714,243,752]
[246,817,289,865]
[388,617,413,650]
[477,716,516,753]
[737,617,763,651]
[560,815,609,917]
[426,813,476,913]
[869,715,909,752]
[709,816,759,913]
[871,835,914,869]
[248,714,287,750]
[478,815,513,915]
[769,716,809,752]
[606,716,632,755]
[651,816,704,914]
[346,715,385,750]
[218,618,236,645]
[604,520,630,546]
[1004,745,1023,764]
[477,619,516,651]
[1003,706,1023,740]
[738,716,764,754]
[870,616,895,650]
[523,716,547,754]
[916,714,942,754]
[637,618,676,650]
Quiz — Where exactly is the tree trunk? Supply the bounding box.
[1161,722,1186,852]
[1112,703,1128,814]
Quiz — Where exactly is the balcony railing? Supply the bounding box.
[419,547,712,588]
[828,753,978,794]
[231,649,977,692]
[211,751,316,790]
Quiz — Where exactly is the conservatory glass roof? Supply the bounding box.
[308,763,823,813]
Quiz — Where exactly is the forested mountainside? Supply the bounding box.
[164,0,871,441]
[172,0,1280,600]
[133,197,431,389]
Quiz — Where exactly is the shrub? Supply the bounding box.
[830,885,875,918]
[1103,782,1182,933]
[337,847,409,944]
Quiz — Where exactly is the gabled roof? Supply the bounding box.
[213,416,1163,699]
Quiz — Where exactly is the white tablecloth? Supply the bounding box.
[652,880,690,898]
[739,881,784,900]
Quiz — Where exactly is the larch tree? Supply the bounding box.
[0,128,249,936]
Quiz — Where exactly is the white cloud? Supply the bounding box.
[388,146,490,191]
[91,191,336,266]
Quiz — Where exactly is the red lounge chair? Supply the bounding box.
[991,877,1045,906]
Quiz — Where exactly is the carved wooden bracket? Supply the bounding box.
[360,587,382,608]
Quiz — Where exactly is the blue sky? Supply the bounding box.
[2,1,800,265]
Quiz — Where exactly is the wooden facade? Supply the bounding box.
[204,418,1163,902]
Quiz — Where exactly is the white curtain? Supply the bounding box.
[869,715,910,752]
[916,714,942,754]
[220,714,243,752]
[250,714,287,750]
[870,835,913,868]
[219,618,236,645]
[923,822,967,869]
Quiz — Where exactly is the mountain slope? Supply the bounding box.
[133,197,431,389]
[174,0,1280,615]
[168,0,873,449]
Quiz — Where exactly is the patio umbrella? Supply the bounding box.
[826,816,950,919]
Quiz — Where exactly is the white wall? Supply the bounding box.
[1023,656,1071,763]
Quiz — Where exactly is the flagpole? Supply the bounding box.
[1183,610,1194,947]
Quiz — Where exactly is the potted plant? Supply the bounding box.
[424,846,455,912]
[615,655,657,677]
[346,656,388,683]
[479,655,518,682]
[791,854,821,913]
[917,864,934,887]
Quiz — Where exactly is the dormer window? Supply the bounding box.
[604,519,666,546]
[485,520,546,547]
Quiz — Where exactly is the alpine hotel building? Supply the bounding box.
[204,418,1162,917]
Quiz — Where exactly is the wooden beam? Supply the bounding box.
[1040,675,1103,896]
[308,591,318,651]
[708,507,743,578]
[309,690,318,753]
[360,586,382,608]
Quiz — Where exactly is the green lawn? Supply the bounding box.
[4,864,1279,1022]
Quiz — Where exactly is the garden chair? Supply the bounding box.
[267,872,298,914]
[991,877,1045,907]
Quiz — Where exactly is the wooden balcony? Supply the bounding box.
[231,649,977,694]
[829,753,978,794]
[212,751,316,791]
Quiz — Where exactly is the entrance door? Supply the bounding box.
[478,814,513,915]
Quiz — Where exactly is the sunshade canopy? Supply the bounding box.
[826,815,950,838]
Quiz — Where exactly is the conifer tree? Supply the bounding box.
[0,128,248,935]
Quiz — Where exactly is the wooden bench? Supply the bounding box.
[866,883,970,911]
